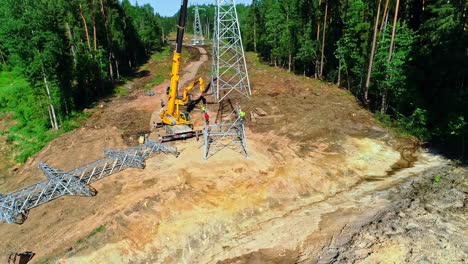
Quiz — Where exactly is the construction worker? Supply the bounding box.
[238,108,246,120]
[240,110,246,118]
[160,99,165,108]
[204,111,210,125]
[201,105,207,113]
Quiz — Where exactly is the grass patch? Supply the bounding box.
[8,111,92,163]
[151,46,171,61]
[375,108,429,142]
[150,76,167,86]
[1,70,93,162]
[37,257,51,264]
[149,49,172,87]
[76,224,106,245]
[0,184,9,193]
[114,85,129,97]
[375,112,421,140]
[247,52,270,70]
[433,175,441,183]
[143,84,153,91]
[182,47,196,61]
[340,91,354,97]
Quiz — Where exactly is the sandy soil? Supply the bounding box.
[0,46,462,264]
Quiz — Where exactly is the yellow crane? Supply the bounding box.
[157,0,206,141]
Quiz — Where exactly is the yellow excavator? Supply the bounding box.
[156,0,206,141]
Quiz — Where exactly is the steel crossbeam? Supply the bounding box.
[0,140,177,224]
[211,0,251,102]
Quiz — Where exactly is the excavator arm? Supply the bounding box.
[176,78,205,105]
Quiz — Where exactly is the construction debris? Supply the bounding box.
[250,107,283,124]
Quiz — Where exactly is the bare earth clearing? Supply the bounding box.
[0,47,466,264]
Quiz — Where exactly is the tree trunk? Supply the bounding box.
[114,55,120,79]
[0,49,12,85]
[315,0,322,79]
[42,66,59,130]
[253,15,257,53]
[316,0,322,41]
[380,91,388,114]
[99,0,106,19]
[91,0,97,51]
[346,69,351,91]
[381,0,400,114]
[380,0,390,34]
[337,61,342,86]
[287,12,292,72]
[365,0,383,103]
[79,3,92,52]
[46,105,54,130]
[319,0,328,79]
[382,9,390,40]
[109,53,114,80]
[64,22,77,64]
[388,0,400,69]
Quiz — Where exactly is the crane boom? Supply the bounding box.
[161,0,190,125]
[157,0,206,141]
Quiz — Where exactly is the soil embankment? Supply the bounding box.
[0,47,464,264]
[332,165,467,264]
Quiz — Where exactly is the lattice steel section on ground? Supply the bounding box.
[203,100,248,160]
[192,4,205,45]
[0,140,177,224]
[211,0,251,102]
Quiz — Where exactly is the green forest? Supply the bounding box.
[1,0,467,162]
[0,0,164,162]
[241,0,467,159]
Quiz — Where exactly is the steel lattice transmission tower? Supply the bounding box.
[211,0,251,102]
[192,4,205,45]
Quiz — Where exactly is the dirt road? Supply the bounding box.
[121,46,208,130]
[0,47,465,264]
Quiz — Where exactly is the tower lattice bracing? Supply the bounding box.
[0,140,177,224]
[211,0,251,102]
[203,100,249,160]
[192,4,205,45]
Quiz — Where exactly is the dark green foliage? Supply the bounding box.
[1,0,466,161]
[240,0,467,160]
[0,0,164,162]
